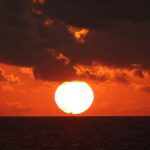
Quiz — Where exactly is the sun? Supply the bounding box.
[55,81,94,114]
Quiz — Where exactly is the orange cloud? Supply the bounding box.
[74,62,150,84]
[0,67,19,83]
[56,53,70,65]
[48,49,70,64]
[19,67,34,78]
[67,25,89,43]
[44,18,54,27]
[32,7,43,15]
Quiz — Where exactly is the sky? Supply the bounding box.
[0,0,150,116]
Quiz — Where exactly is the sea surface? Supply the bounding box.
[0,117,150,150]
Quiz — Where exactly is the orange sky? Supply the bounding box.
[0,0,150,116]
[0,63,150,116]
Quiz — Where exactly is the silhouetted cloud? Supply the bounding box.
[114,73,129,84]
[44,0,150,27]
[140,85,150,93]
[134,69,145,78]
[0,0,150,81]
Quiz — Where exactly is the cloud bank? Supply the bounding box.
[0,0,150,81]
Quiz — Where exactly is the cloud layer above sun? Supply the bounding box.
[0,0,150,82]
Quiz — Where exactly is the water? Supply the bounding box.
[0,117,150,150]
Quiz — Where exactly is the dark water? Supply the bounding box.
[0,117,150,150]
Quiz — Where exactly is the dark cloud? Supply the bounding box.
[140,85,150,93]
[78,70,109,82]
[114,73,129,84]
[0,68,6,81]
[0,0,150,81]
[0,0,77,81]
[134,69,145,78]
[44,0,150,68]
[33,62,78,81]
[44,0,150,27]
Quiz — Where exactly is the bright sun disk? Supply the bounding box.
[55,81,94,114]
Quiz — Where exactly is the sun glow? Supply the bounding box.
[55,81,94,114]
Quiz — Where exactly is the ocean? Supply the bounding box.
[0,117,150,150]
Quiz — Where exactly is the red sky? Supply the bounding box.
[0,63,150,116]
[0,0,150,116]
